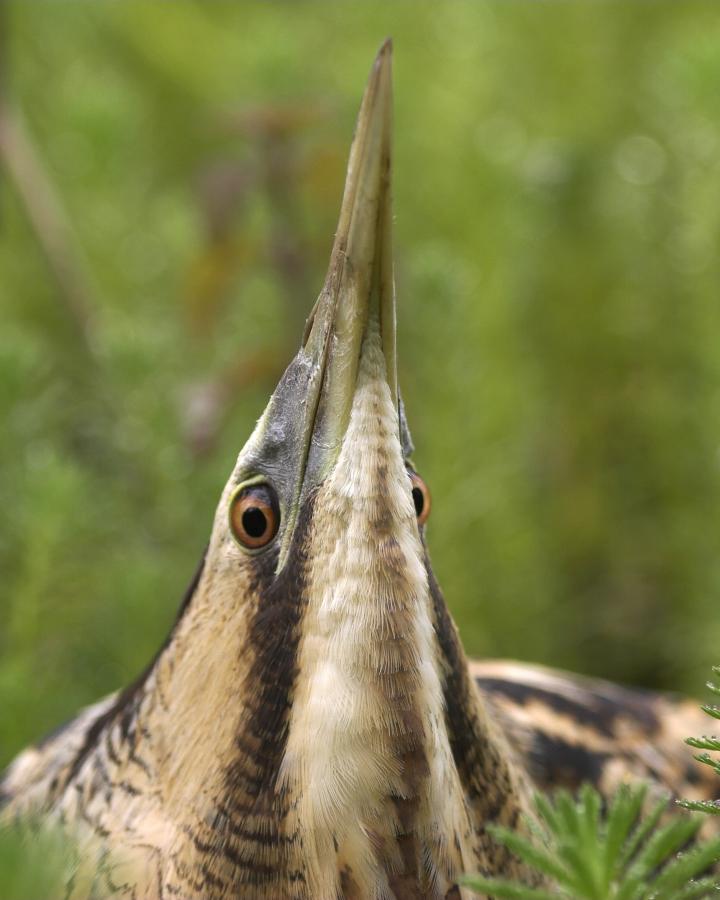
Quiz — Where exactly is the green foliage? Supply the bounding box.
[462,783,720,899]
[0,823,77,900]
[679,667,720,816]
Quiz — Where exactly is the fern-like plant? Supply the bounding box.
[678,665,720,817]
[462,782,720,899]
[0,822,76,900]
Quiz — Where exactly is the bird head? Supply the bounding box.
[214,37,421,589]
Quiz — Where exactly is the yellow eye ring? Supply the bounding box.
[228,482,280,550]
[409,471,431,526]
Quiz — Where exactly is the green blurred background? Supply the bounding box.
[1,0,720,772]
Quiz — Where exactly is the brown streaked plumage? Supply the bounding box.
[0,40,714,900]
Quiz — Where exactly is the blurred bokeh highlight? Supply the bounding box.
[1,2,720,769]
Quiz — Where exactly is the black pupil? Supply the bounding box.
[412,486,424,517]
[242,506,268,538]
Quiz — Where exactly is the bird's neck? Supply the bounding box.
[272,332,537,896]
[57,330,538,896]
[102,562,537,899]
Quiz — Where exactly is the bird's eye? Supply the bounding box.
[409,471,431,526]
[228,482,280,550]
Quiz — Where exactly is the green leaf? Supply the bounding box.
[484,825,571,885]
[602,784,646,887]
[459,875,562,900]
[693,753,720,777]
[533,793,560,838]
[686,736,720,753]
[465,782,720,900]
[0,824,78,900]
[652,835,720,896]
[622,815,700,883]
[618,795,668,869]
[677,799,720,816]
[679,668,720,829]
[670,876,720,900]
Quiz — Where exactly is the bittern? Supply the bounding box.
[0,41,713,900]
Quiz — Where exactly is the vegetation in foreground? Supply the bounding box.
[463,783,720,900]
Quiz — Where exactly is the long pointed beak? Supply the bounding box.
[241,41,402,571]
[302,38,397,475]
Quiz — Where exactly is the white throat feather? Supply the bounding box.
[281,323,474,899]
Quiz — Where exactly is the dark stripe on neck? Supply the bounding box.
[424,556,481,793]
[425,553,538,884]
[425,553,519,812]
[218,494,315,889]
